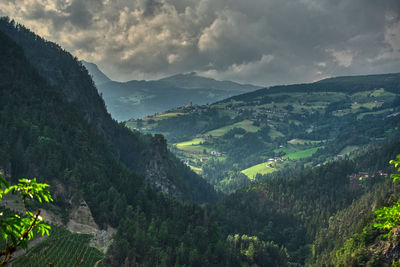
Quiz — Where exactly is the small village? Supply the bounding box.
[348,170,388,182]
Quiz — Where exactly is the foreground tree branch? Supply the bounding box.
[0,176,52,265]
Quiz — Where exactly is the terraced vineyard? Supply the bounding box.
[11,227,104,267]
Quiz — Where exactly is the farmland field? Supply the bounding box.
[175,138,205,148]
[205,120,259,137]
[154,112,185,120]
[283,146,324,159]
[11,227,104,267]
[188,164,202,174]
[357,108,391,120]
[269,128,284,139]
[241,162,276,180]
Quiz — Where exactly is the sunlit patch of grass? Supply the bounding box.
[175,138,205,148]
[241,162,277,180]
[283,146,324,159]
[205,120,260,137]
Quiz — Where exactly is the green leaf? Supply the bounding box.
[0,175,9,188]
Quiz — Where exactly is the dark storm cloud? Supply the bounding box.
[64,1,95,28]
[142,0,163,17]
[1,0,399,85]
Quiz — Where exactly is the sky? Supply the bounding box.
[1,0,400,86]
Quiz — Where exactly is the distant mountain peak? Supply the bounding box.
[81,60,111,85]
[159,72,262,91]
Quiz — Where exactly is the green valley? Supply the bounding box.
[2,6,400,267]
[127,75,400,193]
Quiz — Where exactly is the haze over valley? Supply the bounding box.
[82,60,261,121]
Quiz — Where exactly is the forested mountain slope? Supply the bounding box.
[0,23,287,266]
[210,140,400,264]
[81,60,111,85]
[0,17,217,203]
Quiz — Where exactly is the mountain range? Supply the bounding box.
[81,60,261,121]
[2,16,400,266]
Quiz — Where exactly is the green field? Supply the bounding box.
[241,162,276,180]
[357,108,391,120]
[275,146,324,160]
[351,101,383,110]
[11,227,104,267]
[188,164,202,174]
[154,112,185,120]
[352,89,395,101]
[269,128,284,139]
[175,138,205,148]
[206,120,260,137]
[175,138,211,154]
[174,138,210,167]
[284,146,324,159]
[177,145,209,154]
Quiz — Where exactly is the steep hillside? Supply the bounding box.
[210,141,400,264]
[82,62,261,120]
[0,17,217,203]
[0,24,287,266]
[127,73,400,193]
[81,60,111,85]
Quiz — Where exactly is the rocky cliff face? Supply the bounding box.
[67,199,99,234]
[144,135,183,200]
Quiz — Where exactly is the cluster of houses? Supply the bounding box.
[183,150,226,166]
[268,157,288,163]
[349,170,388,182]
[176,102,209,114]
[210,151,224,157]
[176,101,294,120]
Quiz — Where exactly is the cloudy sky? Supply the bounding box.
[1,0,400,86]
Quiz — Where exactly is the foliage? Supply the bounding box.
[374,155,400,236]
[311,145,400,266]
[390,155,400,183]
[0,176,52,265]
[226,234,289,266]
[374,201,400,237]
[332,224,382,266]
[214,141,400,265]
